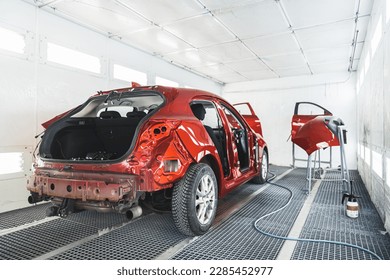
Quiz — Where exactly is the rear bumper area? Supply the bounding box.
[27,174,138,203]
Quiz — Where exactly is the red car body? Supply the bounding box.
[27,85,268,235]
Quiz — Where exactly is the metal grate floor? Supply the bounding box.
[51,213,186,260]
[0,202,50,230]
[171,169,308,260]
[216,165,291,217]
[323,169,361,181]
[292,170,390,260]
[50,166,290,260]
[0,218,97,259]
[1,166,389,260]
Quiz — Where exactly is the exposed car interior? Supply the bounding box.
[190,102,229,176]
[39,92,164,161]
[221,104,250,171]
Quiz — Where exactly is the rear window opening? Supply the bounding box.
[39,91,164,162]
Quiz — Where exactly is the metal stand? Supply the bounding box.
[337,124,350,193]
[305,150,323,193]
[292,142,332,168]
[304,123,349,194]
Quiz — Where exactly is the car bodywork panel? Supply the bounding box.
[291,102,341,155]
[27,85,267,215]
[233,102,263,137]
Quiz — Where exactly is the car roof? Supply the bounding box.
[42,85,230,128]
[99,85,222,103]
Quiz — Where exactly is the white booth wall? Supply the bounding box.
[356,0,390,233]
[223,72,357,170]
[0,0,222,213]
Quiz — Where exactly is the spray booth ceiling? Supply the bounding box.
[25,0,373,84]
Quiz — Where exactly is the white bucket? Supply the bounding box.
[346,200,359,218]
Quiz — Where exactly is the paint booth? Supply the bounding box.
[0,0,390,268]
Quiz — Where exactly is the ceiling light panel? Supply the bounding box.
[31,0,373,83]
[50,0,151,36]
[305,46,351,65]
[199,0,261,11]
[214,1,289,39]
[117,0,206,25]
[121,27,192,54]
[241,69,277,80]
[225,59,269,72]
[22,0,42,4]
[244,32,300,57]
[295,20,355,50]
[25,0,58,5]
[262,53,307,69]
[193,63,236,77]
[200,41,255,62]
[275,66,311,77]
[282,0,356,28]
[164,48,219,67]
[164,14,236,47]
[310,61,349,74]
[213,72,248,83]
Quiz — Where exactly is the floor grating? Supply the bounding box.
[50,213,186,260]
[216,165,292,216]
[0,203,50,230]
[0,218,97,259]
[291,170,390,260]
[1,167,389,260]
[171,169,308,260]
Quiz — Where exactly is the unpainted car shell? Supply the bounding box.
[27,86,267,218]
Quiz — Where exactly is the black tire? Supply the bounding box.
[172,163,218,236]
[252,149,268,184]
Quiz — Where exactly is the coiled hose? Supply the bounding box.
[253,170,382,260]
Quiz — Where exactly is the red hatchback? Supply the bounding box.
[27,85,268,236]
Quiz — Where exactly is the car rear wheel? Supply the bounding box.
[172,163,218,236]
[252,149,268,184]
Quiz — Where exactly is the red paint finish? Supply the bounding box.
[291,102,340,155]
[27,85,267,214]
[233,102,263,136]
